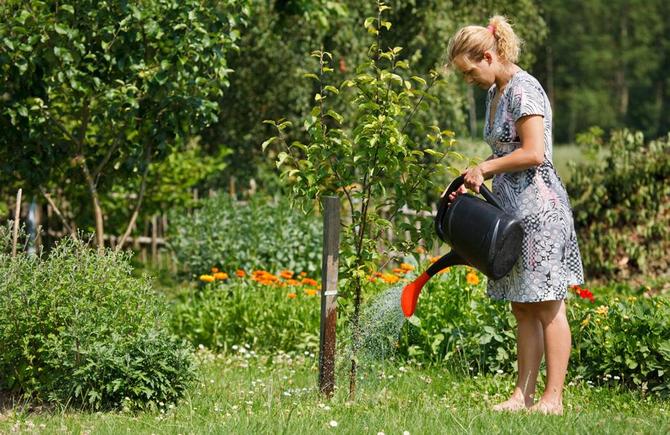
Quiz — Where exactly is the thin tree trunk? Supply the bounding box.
[80,158,105,254]
[116,145,152,251]
[349,277,362,400]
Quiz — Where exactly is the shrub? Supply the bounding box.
[570,294,670,395]
[393,262,670,395]
[0,228,195,410]
[167,194,322,277]
[170,273,321,353]
[567,128,670,281]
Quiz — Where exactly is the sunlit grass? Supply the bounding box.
[2,350,668,434]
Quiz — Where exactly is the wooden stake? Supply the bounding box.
[319,196,340,398]
[151,214,158,265]
[12,189,22,257]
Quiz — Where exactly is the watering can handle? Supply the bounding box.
[442,174,504,210]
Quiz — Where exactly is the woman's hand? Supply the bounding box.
[462,165,485,193]
[440,164,487,202]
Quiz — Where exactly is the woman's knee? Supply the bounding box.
[535,300,567,327]
[511,302,536,321]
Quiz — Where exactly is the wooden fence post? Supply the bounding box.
[12,189,22,257]
[319,196,340,398]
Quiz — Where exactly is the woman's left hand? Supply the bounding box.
[462,165,485,193]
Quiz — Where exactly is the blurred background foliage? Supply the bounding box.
[1,0,669,283]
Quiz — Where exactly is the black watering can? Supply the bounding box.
[400,175,524,317]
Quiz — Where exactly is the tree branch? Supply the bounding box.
[39,186,77,239]
[116,144,153,251]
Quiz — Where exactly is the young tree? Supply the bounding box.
[265,1,461,398]
[0,0,250,250]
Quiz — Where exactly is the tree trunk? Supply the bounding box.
[349,276,362,400]
[116,145,152,251]
[81,158,105,254]
[617,9,629,122]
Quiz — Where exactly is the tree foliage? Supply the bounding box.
[0,0,250,246]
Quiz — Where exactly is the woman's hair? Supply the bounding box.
[447,15,522,66]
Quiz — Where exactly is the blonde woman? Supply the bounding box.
[445,16,584,415]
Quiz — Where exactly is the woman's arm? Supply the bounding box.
[463,115,545,192]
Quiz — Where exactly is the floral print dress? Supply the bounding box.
[484,70,584,302]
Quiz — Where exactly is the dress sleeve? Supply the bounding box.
[509,80,545,123]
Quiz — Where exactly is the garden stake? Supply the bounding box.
[12,188,22,257]
[319,196,340,398]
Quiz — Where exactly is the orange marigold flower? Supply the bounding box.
[466,272,480,285]
[287,292,297,299]
[301,278,318,287]
[236,269,246,277]
[213,272,229,280]
[299,272,308,277]
[381,273,400,284]
[415,246,426,254]
[373,272,384,277]
[305,288,318,296]
[211,267,219,273]
[392,268,406,275]
[400,263,415,271]
[199,274,215,283]
[280,270,294,279]
[286,279,300,286]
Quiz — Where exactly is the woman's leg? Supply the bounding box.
[530,299,570,415]
[492,301,544,411]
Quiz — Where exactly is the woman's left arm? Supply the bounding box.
[462,115,545,192]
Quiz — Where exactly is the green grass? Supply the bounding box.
[2,351,668,434]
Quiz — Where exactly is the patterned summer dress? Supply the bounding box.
[484,70,584,302]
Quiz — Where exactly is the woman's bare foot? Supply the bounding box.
[529,400,563,415]
[492,393,533,412]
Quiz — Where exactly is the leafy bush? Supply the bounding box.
[397,267,516,374]
[396,263,670,395]
[570,295,670,395]
[167,194,322,276]
[170,274,320,353]
[567,128,670,281]
[0,228,195,410]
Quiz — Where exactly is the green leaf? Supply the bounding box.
[326,110,343,124]
[261,137,276,152]
[277,151,289,168]
[424,149,444,158]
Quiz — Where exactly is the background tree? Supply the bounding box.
[0,0,250,250]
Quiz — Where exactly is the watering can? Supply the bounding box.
[400,175,524,317]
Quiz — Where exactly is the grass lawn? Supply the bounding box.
[2,350,668,434]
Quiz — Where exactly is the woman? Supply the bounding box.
[445,16,584,415]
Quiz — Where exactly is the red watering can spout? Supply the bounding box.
[400,272,430,317]
[400,251,467,317]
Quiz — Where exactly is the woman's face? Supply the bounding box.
[453,53,495,89]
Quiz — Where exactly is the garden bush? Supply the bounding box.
[396,263,670,395]
[567,128,670,281]
[170,271,321,353]
[167,194,322,277]
[0,227,195,410]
